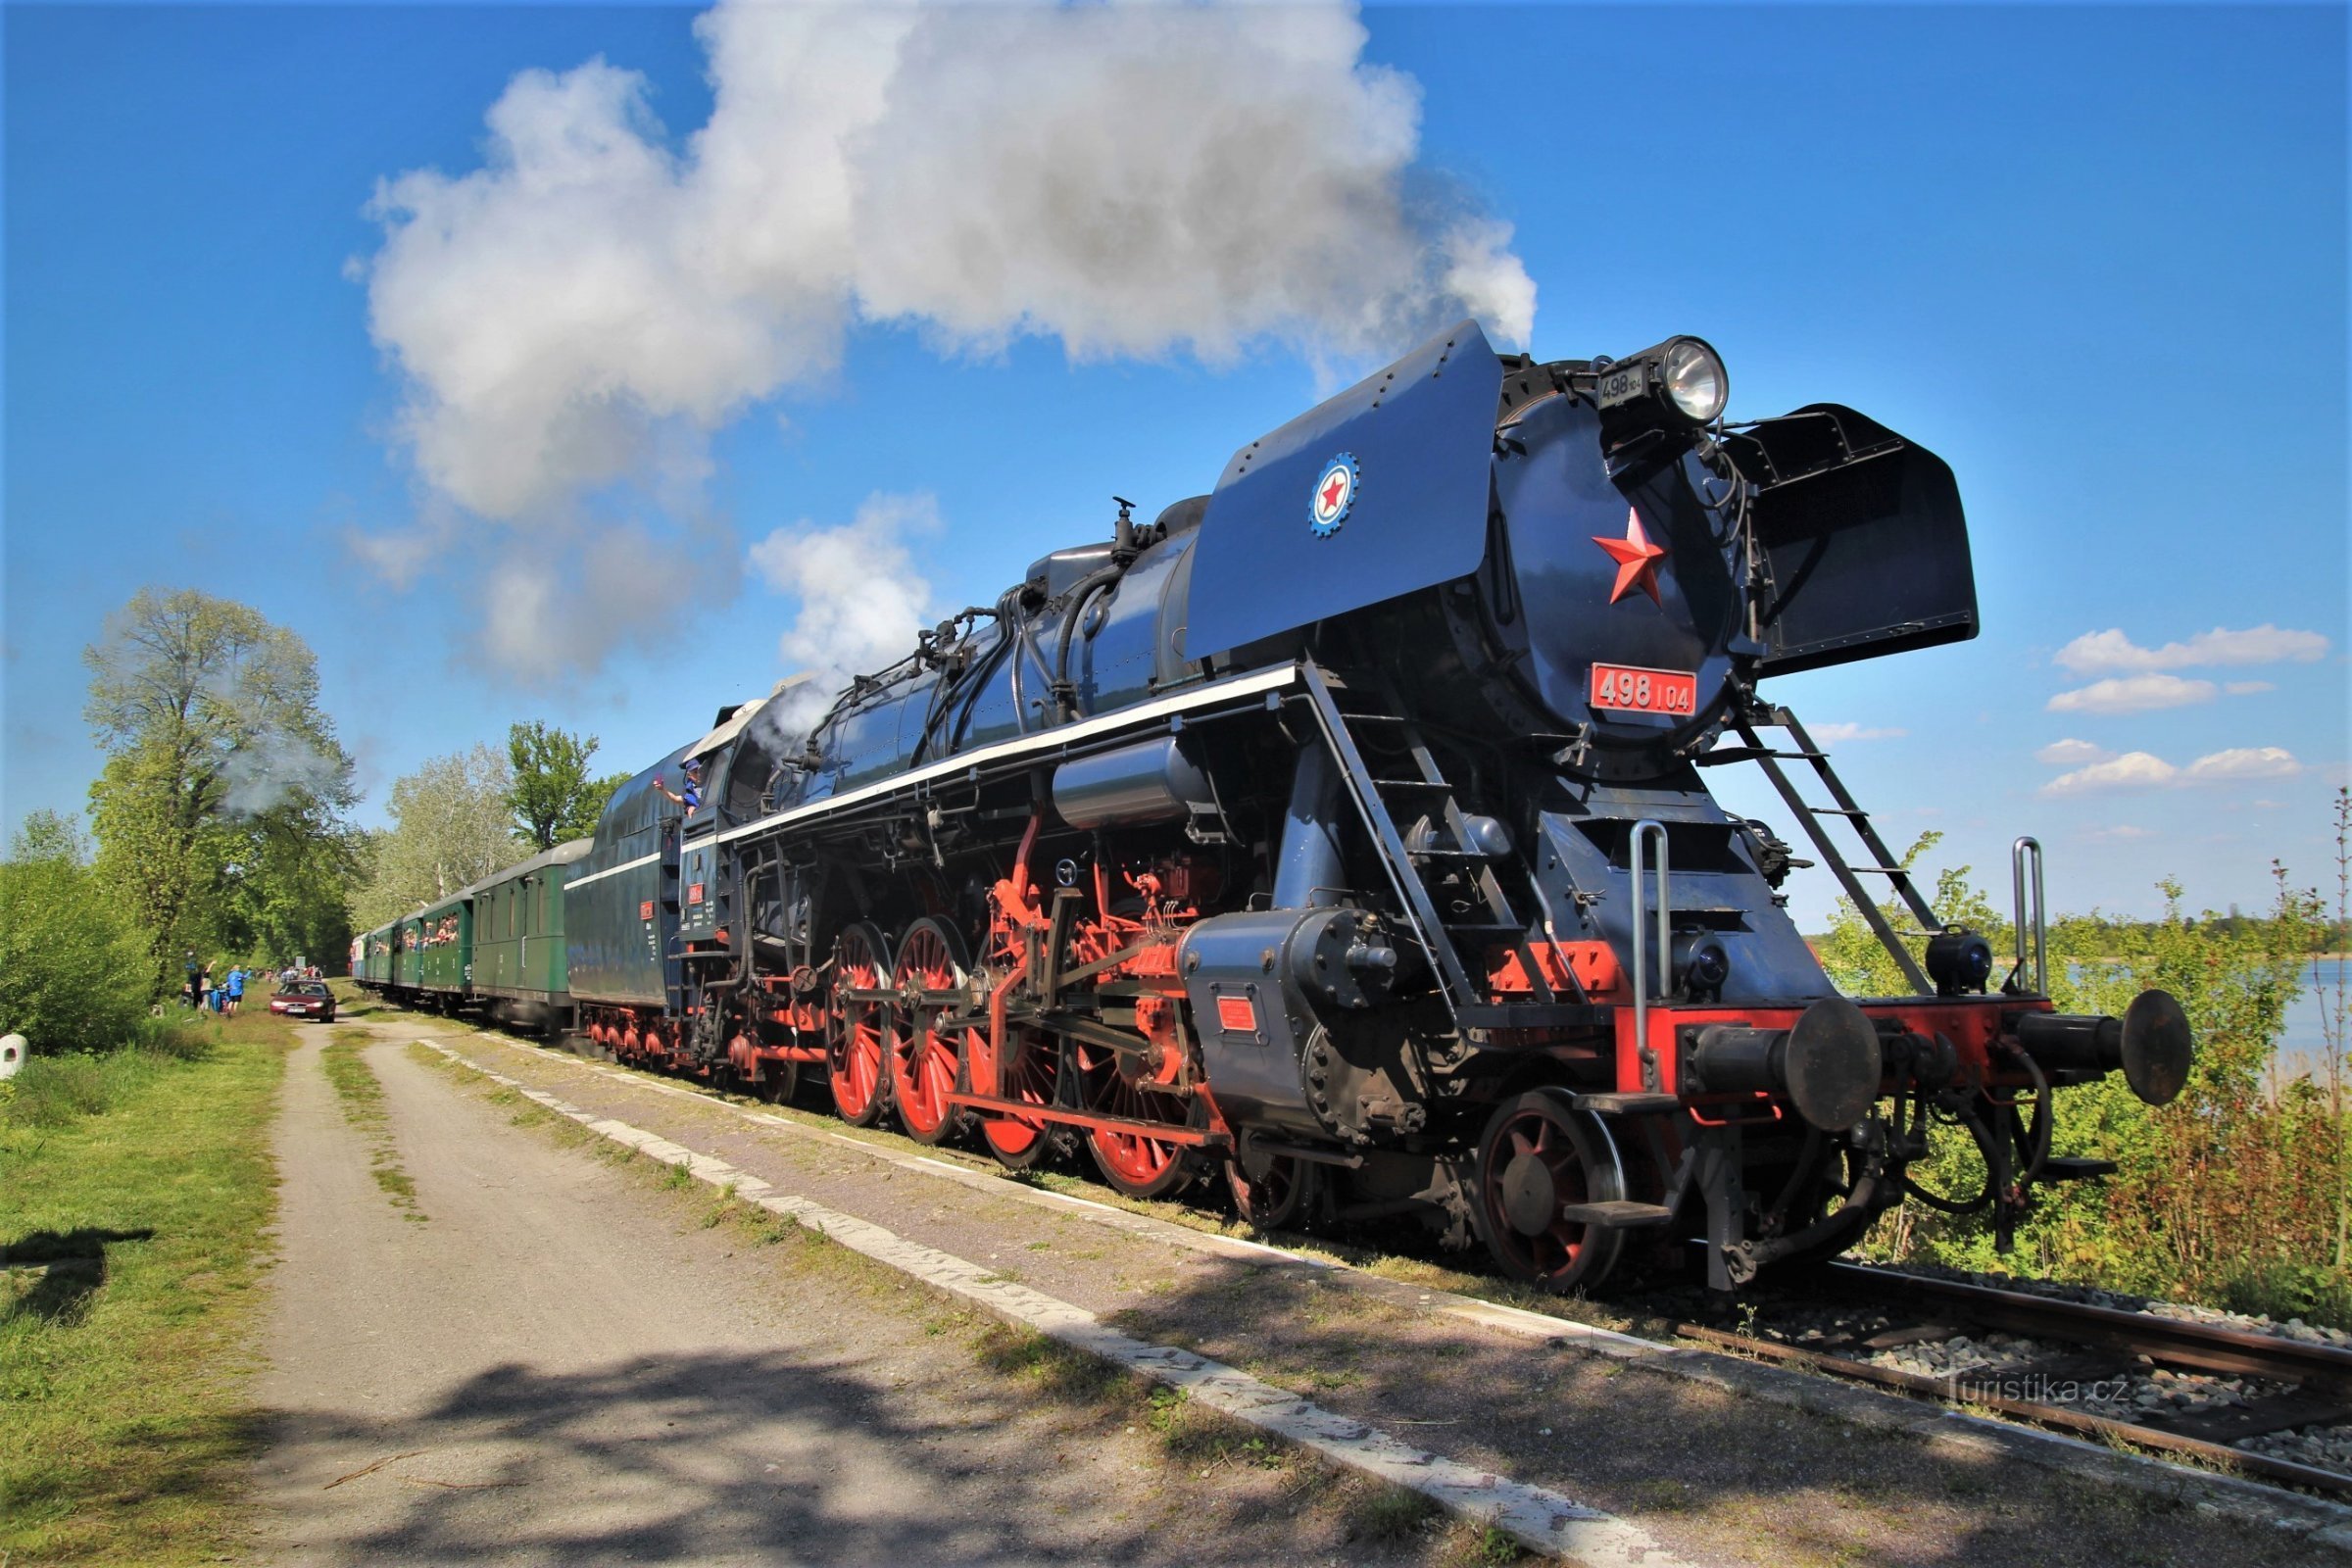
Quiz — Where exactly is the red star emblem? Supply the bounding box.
[1320,473,1347,512]
[1592,507,1668,606]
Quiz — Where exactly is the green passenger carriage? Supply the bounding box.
[393,914,427,992]
[414,894,472,1002]
[466,839,592,1033]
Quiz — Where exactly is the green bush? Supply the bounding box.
[131,1013,214,1061]
[0,817,156,1055]
[0,1032,215,1131]
[1836,812,2352,1328]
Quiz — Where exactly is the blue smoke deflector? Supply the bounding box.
[1723,403,1978,676]
[1184,319,1505,662]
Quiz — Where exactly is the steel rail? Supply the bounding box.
[1669,1319,2352,1498]
[1662,1261,2352,1498]
[1828,1262,2352,1396]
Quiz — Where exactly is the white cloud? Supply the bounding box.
[2046,673,2217,713]
[2037,744,2303,797]
[2224,680,2276,696]
[2084,824,2155,842]
[2054,624,2330,675]
[2180,747,2302,784]
[2034,738,2114,766]
[355,1,1537,677]
[2040,752,2179,796]
[1808,722,1909,744]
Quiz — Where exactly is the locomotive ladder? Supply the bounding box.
[1703,704,1938,994]
[1299,662,1588,1029]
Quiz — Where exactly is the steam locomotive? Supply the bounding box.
[356,320,2193,1294]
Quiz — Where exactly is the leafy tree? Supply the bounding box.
[0,812,153,1053]
[1813,830,2010,999]
[83,588,359,990]
[506,721,619,848]
[573,770,629,837]
[354,744,526,926]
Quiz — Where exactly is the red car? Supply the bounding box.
[270,980,338,1022]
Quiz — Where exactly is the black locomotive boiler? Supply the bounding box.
[503,322,2195,1294]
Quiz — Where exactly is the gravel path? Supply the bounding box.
[248,1025,1463,1566]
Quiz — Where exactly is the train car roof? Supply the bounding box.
[392,838,595,925]
[455,837,594,901]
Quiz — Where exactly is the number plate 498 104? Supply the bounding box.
[1590,662,1698,715]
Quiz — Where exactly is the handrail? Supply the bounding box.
[2011,837,2047,996]
[1628,819,1671,1052]
[1297,662,1468,1021]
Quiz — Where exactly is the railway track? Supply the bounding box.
[1664,1262,2352,1498]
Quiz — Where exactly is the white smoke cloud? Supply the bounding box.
[737,490,940,761]
[356,0,1535,680]
[478,514,735,687]
[2054,624,2330,675]
[749,490,939,685]
[220,729,348,817]
[844,2,1533,362]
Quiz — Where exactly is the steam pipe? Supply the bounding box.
[1273,743,1347,908]
[1051,564,1124,722]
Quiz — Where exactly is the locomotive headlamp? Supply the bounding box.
[1660,337,1728,424]
[1592,335,1729,438]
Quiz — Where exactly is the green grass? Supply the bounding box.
[0,1011,290,1565]
[1346,1482,1443,1542]
[325,978,386,1018]
[320,1029,420,1217]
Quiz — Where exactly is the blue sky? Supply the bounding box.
[5,2,2345,929]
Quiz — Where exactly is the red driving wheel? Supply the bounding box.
[826,923,892,1127]
[886,918,969,1147]
[1076,1040,1193,1199]
[978,1024,1061,1171]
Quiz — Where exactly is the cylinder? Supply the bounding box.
[1273,743,1347,908]
[1052,736,1214,830]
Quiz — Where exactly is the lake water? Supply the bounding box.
[2279,956,2349,1084]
